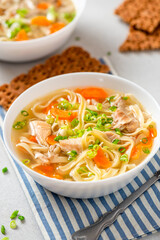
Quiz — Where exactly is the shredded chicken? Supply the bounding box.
[112,97,140,133]
[59,137,83,153]
[30,120,51,146]
[105,131,120,142]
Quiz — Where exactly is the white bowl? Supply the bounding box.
[3,73,160,198]
[0,0,86,62]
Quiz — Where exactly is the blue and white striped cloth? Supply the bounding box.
[1,57,160,240]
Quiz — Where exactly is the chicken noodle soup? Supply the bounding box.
[0,0,75,41]
[12,87,157,181]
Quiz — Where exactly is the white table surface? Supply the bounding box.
[0,0,160,239]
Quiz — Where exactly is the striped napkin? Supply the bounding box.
[1,57,160,240]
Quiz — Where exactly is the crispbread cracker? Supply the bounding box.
[115,0,160,33]
[119,26,160,52]
[0,46,110,110]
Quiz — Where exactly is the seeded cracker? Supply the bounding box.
[0,46,110,110]
[119,26,160,52]
[115,0,160,33]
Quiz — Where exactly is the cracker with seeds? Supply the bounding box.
[0,46,110,110]
[115,0,160,33]
[119,26,160,52]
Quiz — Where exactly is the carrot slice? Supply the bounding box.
[149,128,157,138]
[15,29,28,41]
[29,135,37,143]
[34,164,63,179]
[93,147,111,169]
[46,135,57,145]
[50,22,65,34]
[56,0,62,7]
[37,2,50,9]
[31,16,51,26]
[75,87,108,100]
[50,106,77,121]
[43,101,57,114]
[131,145,141,160]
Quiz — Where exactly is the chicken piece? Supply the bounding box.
[112,108,140,133]
[35,152,50,165]
[105,131,120,142]
[112,97,140,133]
[30,120,51,146]
[59,137,83,153]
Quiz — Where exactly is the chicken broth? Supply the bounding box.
[0,0,76,41]
[11,87,157,181]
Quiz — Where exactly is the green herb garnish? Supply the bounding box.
[118,147,126,153]
[71,118,79,128]
[141,138,148,144]
[97,103,102,110]
[75,36,80,41]
[10,210,19,219]
[87,126,92,132]
[107,96,115,104]
[142,147,150,154]
[46,115,54,124]
[68,150,77,161]
[115,128,123,136]
[88,144,93,149]
[64,12,75,22]
[13,120,26,130]
[21,110,29,116]
[1,225,5,235]
[16,8,28,17]
[109,106,117,112]
[120,154,128,162]
[87,150,97,159]
[122,96,128,100]
[54,135,68,141]
[58,99,72,110]
[18,216,25,221]
[2,167,8,174]
[1,237,9,240]
[112,139,120,144]
[10,220,16,229]
[22,159,30,165]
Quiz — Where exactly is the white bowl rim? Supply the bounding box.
[0,0,86,45]
[3,72,160,186]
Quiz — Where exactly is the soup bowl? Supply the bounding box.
[0,0,86,62]
[3,72,160,198]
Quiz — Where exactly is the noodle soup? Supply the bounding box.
[0,0,75,41]
[11,87,157,181]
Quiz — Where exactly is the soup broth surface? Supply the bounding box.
[12,87,157,181]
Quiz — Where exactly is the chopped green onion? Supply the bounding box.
[68,150,77,161]
[149,125,153,128]
[86,108,98,116]
[22,159,30,165]
[87,150,97,159]
[16,8,28,17]
[119,147,126,153]
[54,136,68,141]
[10,210,19,219]
[107,96,115,104]
[103,146,109,150]
[18,216,25,221]
[97,103,102,110]
[74,129,85,137]
[64,12,75,22]
[10,220,16,229]
[72,103,79,110]
[95,139,100,144]
[122,96,128,100]
[55,115,59,123]
[2,167,8,174]
[13,120,26,130]
[47,6,57,21]
[112,139,120,144]
[106,118,113,124]
[88,144,93,149]
[58,99,72,110]
[87,126,92,132]
[77,166,89,174]
[88,172,95,177]
[142,147,150,154]
[93,144,99,151]
[109,106,117,112]
[68,112,71,116]
[1,237,9,240]
[1,225,5,235]
[107,51,111,56]
[5,18,20,28]
[120,154,128,162]
[46,115,54,124]
[75,36,80,41]
[141,138,148,144]
[115,128,123,136]
[71,118,79,128]
[21,110,29,116]
[10,27,21,39]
